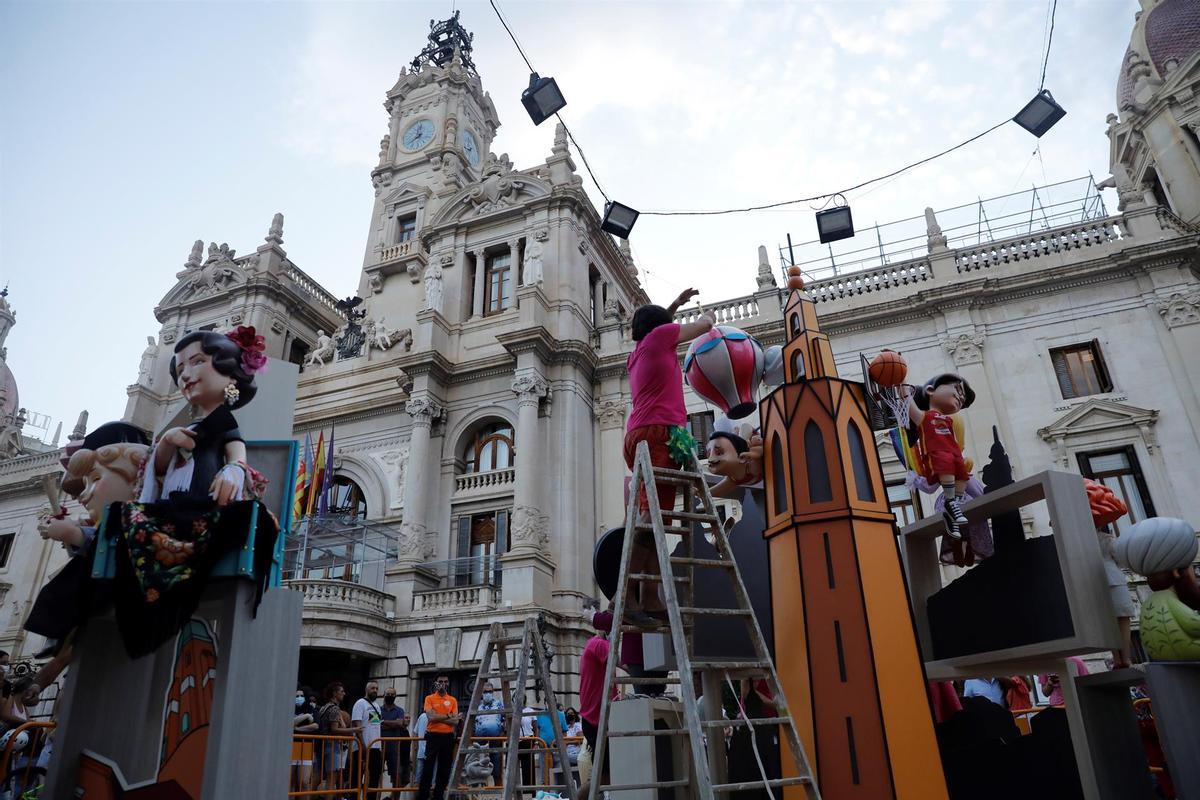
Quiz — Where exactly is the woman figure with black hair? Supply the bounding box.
[907,373,976,539]
[623,290,714,624]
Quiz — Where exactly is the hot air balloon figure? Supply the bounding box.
[683,325,765,419]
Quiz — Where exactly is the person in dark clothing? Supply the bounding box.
[380,685,410,796]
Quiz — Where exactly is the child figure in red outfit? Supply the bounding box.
[908,373,976,539]
[624,289,714,625]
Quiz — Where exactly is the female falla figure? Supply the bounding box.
[907,373,976,539]
[115,327,275,656]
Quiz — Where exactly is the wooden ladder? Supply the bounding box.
[450,617,579,799]
[587,440,822,800]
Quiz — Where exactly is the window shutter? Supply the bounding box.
[1090,339,1113,392]
[1051,350,1075,398]
[455,516,471,586]
[1123,445,1156,517]
[495,509,508,586]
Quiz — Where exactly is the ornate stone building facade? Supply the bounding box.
[0,2,1196,706]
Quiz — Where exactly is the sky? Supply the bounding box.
[1,0,1137,440]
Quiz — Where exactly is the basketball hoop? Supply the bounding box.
[860,354,911,431]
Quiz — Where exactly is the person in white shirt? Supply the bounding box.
[413,712,429,786]
[352,681,385,792]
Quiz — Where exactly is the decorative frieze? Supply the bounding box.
[942,331,986,367]
[1156,291,1200,328]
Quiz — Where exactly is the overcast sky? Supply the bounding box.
[1,0,1135,440]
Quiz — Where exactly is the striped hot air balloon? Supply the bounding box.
[683,325,765,419]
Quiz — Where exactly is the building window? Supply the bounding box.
[791,350,805,380]
[589,267,600,327]
[687,412,715,460]
[397,215,417,243]
[1077,447,1155,534]
[484,253,513,315]
[329,476,368,519]
[0,533,13,568]
[288,339,309,371]
[771,434,788,515]
[1050,341,1112,399]
[887,482,920,527]
[847,421,875,502]
[465,422,515,473]
[454,509,508,586]
[804,421,833,503]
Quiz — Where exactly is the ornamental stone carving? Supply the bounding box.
[397,521,428,561]
[467,153,527,215]
[406,395,444,425]
[755,245,777,289]
[522,230,547,285]
[178,242,240,297]
[942,331,985,367]
[510,504,550,550]
[423,262,444,313]
[511,372,549,404]
[136,336,157,387]
[1156,292,1200,328]
[372,446,410,510]
[603,297,621,321]
[265,212,284,245]
[594,397,626,430]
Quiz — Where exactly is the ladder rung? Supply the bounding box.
[619,623,669,633]
[616,675,682,684]
[662,509,720,523]
[634,523,693,534]
[678,607,752,617]
[701,716,791,728]
[691,660,773,671]
[607,727,690,737]
[603,779,693,791]
[628,573,691,582]
[713,776,814,792]
[669,556,734,568]
[651,467,705,483]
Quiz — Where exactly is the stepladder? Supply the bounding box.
[588,439,822,800]
[450,617,579,799]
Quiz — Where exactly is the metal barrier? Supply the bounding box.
[289,733,363,797]
[0,720,56,799]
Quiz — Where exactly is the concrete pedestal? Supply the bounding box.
[1065,667,1155,800]
[609,696,691,800]
[1145,661,1200,800]
[43,582,302,800]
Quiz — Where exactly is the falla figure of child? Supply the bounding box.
[907,373,976,539]
[623,289,714,626]
[114,327,276,656]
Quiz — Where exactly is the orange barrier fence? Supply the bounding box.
[0,720,56,798]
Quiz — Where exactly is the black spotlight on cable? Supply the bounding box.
[1013,89,1067,138]
[601,201,640,239]
[521,72,567,125]
[815,204,854,244]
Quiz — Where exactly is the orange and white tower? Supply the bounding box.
[759,279,947,799]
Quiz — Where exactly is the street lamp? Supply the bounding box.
[815,205,854,244]
[1013,90,1067,138]
[601,201,640,239]
[521,73,567,125]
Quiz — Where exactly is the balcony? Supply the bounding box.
[285,578,395,618]
[412,556,502,615]
[414,584,501,613]
[454,467,516,497]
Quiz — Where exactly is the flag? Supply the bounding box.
[292,433,313,520]
[318,423,335,516]
[306,431,326,517]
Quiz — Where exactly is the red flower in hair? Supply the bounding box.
[227,325,266,353]
[242,348,268,375]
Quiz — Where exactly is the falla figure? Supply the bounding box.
[907,373,976,539]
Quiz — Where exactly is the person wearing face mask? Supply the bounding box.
[379,686,409,795]
[416,674,461,800]
[473,681,505,785]
[291,687,319,792]
[564,708,583,766]
[352,680,385,794]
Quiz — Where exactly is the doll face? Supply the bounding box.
[176,341,232,411]
[707,437,746,478]
[76,452,142,524]
[927,381,965,414]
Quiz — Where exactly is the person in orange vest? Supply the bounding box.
[416,674,461,800]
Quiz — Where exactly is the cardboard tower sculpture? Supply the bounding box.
[759,284,948,799]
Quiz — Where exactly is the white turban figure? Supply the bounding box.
[1113,517,1198,576]
[1112,516,1200,661]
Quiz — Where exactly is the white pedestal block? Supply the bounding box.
[609,696,691,800]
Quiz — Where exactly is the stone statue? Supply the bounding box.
[522,232,546,285]
[265,212,284,245]
[0,408,26,460]
[136,336,157,386]
[304,330,335,367]
[423,262,444,313]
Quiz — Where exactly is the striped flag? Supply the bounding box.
[318,423,335,517]
[292,433,314,520]
[306,431,326,517]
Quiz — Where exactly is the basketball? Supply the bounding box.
[869,349,907,387]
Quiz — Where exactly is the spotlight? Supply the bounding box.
[1013,90,1066,138]
[521,73,566,126]
[815,205,854,244]
[601,201,640,239]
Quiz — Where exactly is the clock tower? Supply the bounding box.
[359,11,501,294]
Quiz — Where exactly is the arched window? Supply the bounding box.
[804,421,833,503]
[791,350,805,379]
[790,313,801,336]
[771,434,788,515]
[465,422,515,473]
[330,476,368,519]
[847,420,876,502]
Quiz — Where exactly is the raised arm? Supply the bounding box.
[665,288,700,316]
[679,313,714,343]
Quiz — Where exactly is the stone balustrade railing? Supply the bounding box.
[381,241,417,263]
[285,265,341,314]
[454,468,515,494]
[954,217,1125,273]
[413,584,500,613]
[285,579,394,617]
[674,294,763,326]
[0,450,61,478]
[806,261,933,304]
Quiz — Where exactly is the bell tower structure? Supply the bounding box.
[759,284,947,799]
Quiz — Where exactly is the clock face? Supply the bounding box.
[402,119,435,152]
[461,130,481,167]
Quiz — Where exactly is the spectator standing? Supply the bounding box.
[1039,657,1090,706]
[474,681,505,785]
[564,708,583,765]
[963,677,1010,707]
[315,682,350,794]
[291,686,319,792]
[519,694,537,788]
[412,711,429,786]
[416,674,461,800]
[579,612,619,795]
[380,686,409,794]
[352,681,385,793]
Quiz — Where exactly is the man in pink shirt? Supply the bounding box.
[624,291,714,624]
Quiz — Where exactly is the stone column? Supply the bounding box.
[508,237,523,286]
[398,394,443,565]
[503,370,555,608]
[594,394,628,531]
[472,249,488,317]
